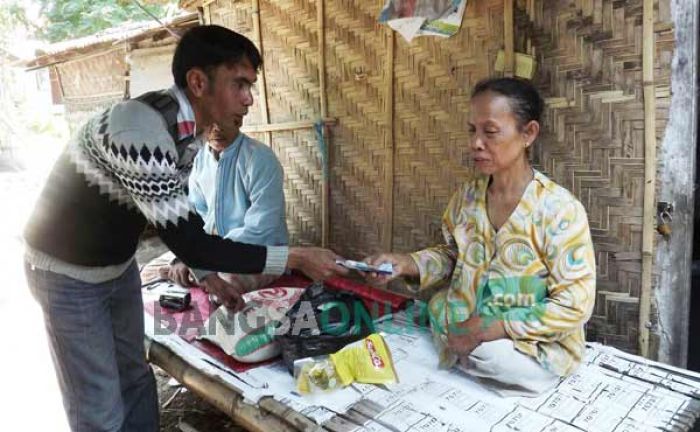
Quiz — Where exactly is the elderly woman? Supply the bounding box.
[365,77,596,396]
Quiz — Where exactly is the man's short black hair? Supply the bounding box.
[172,25,262,88]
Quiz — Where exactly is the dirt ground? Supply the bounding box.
[154,365,246,432]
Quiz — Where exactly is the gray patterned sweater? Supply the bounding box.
[24,95,288,282]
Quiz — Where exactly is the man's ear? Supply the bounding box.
[185,68,210,98]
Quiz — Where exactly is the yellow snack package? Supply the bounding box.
[294,333,398,394]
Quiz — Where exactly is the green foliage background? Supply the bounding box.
[0,0,179,44]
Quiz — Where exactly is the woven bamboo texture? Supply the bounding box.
[515,0,674,355]
[56,50,126,100]
[55,50,126,131]
[324,0,390,256]
[203,0,676,355]
[391,0,504,254]
[207,0,505,257]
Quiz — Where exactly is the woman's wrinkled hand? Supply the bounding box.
[447,316,507,358]
[362,253,419,286]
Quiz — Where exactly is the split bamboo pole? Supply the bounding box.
[318,0,330,247]
[251,0,272,146]
[639,0,656,358]
[242,118,336,134]
[147,342,308,431]
[504,0,515,77]
[53,65,67,100]
[382,29,395,251]
[202,1,213,24]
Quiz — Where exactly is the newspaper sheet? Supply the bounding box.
[145,309,700,430]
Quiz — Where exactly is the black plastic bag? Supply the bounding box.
[277,282,375,373]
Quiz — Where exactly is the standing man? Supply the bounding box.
[23,25,347,431]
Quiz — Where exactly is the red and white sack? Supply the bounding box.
[200,287,304,363]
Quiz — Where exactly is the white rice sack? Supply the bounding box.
[200,287,305,363]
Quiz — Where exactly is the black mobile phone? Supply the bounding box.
[159,291,192,311]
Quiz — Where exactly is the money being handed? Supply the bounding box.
[335,259,394,275]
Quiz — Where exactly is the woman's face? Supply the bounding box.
[468,91,538,176]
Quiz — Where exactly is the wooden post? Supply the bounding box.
[504,0,515,77]
[639,0,656,358]
[654,0,699,368]
[383,29,395,252]
[318,0,330,247]
[53,65,66,102]
[251,0,272,146]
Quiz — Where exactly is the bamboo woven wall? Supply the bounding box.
[204,0,676,355]
[205,0,503,255]
[324,0,391,256]
[55,50,127,132]
[515,0,674,355]
[391,1,503,254]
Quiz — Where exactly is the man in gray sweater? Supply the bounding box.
[23,25,348,431]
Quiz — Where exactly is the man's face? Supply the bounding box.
[200,58,257,153]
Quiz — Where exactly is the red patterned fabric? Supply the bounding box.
[144,275,408,372]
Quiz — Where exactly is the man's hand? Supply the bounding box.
[362,253,419,286]
[199,273,246,312]
[446,316,507,358]
[158,262,196,287]
[287,247,350,281]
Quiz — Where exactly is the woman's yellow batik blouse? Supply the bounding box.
[410,170,596,376]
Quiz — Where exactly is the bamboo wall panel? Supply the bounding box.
[515,0,674,355]
[325,0,388,258]
[392,0,504,253]
[57,50,126,100]
[204,0,676,355]
[260,0,323,246]
[208,0,323,246]
[56,50,126,131]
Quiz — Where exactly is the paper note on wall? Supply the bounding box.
[494,50,537,79]
[378,0,468,42]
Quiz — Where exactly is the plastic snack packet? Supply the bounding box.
[294,333,398,394]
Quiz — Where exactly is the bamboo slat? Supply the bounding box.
[382,28,395,252]
[242,118,336,134]
[504,0,515,76]
[148,341,307,432]
[318,0,330,247]
[251,0,272,145]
